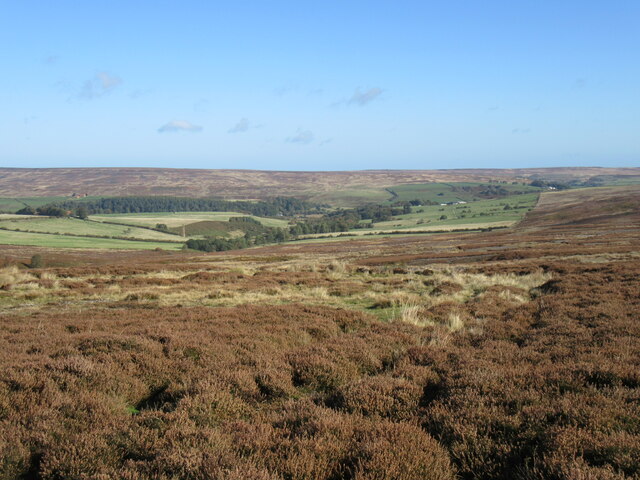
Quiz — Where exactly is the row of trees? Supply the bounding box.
[185,227,291,252]
[16,205,88,219]
[529,179,570,190]
[293,203,414,234]
[47,196,325,216]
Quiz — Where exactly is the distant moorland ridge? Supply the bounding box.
[0,166,638,199]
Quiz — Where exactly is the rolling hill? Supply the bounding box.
[1,167,638,201]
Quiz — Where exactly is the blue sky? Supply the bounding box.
[1,1,638,170]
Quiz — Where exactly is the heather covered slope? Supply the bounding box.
[1,166,638,200]
[519,184,640,228]
[0,186,639,479]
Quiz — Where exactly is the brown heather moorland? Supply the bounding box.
[0,186,639,479]
[0,166,638,199]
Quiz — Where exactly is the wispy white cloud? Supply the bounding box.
[511,128,531,135]
[286,129,314,144]
[158,120,203,133]
[77,71,122,100]
[347,87,383,106]
[228,118,250,133]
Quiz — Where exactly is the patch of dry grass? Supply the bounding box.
[0,266,33,289]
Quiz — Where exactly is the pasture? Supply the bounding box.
[0,213,292,251]
[91,211,290,229]
[0,217,183,242]
[387,181,542,204]
[0,193,540,250]
[364,194,538,231]
[0,196,79,213]
[309,186,392,207]
[0,229,183,250]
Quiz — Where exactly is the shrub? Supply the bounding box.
[29,254,44,268]
[353,421,455,480]
[328,376,422,420]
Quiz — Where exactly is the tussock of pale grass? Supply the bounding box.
[425,270,551,304]
[153,284,340,308]
[230,266,255,276]
[447,313,464,332]
[498,289,529,303]
[406,278,425,291]
[81,291,122,303]
[428,326,452,347]
[307,261,320,273]
[467,325,484,336]
[0,266,33,289]
[397,302,434,328]
[38,272,60,289]
[307,287,329,299]
[327,260,349,274]
[362,290,423,310]
[139,270,183,280]
[16,282,42,291]
[400,302,421,324]
[445,270,551,292]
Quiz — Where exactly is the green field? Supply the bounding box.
[0,212,290,250]
[0,229,183,250]
[90,212,290,229]
[0,197,538,250]
[585,175,640,187]
[310,187,392,207]
[0,196,73,213]
[386,182,542,204]
[306,182,543,208]
[362,193,539,231]
[0,217,183,242]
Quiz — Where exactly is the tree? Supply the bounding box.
[16,206,36,215]
[76,206,89,219]
[36,206,67,217]
[30,254,44,268]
